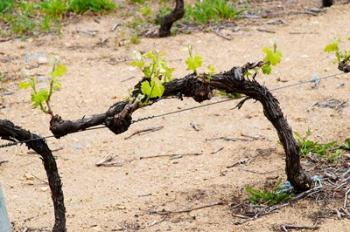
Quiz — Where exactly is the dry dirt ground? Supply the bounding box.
[1,1,350,232]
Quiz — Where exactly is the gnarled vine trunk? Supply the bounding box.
[159,0,185,37]
[0,120,66,232]
[50,62,312,191]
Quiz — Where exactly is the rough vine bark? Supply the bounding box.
[159,0,185,37]
[322,0,334,7]
[50,62,313,191]
[0,120,66,232]
[339,60,350,73]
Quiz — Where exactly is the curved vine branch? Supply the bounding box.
[50,61,312,191]
[159,0,185,37]
[0,120,66,232]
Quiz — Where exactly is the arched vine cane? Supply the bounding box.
[50,62,313,191]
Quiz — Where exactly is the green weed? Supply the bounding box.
[130,33,140,44]
[245,183,293,206]
[0,0,14,13]
[40,0,68,18]
[129,0,146,4]
[0,0,117,36]
[185,0,242,24]
[295,130,343,162]
[68,0,117,14]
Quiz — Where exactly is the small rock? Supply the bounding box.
[73,144,83,150]
[40,187,49,192]
[37,56,48,64]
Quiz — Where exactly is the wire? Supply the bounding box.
[270,72,346,91]
[131,98,233,124]
[0,71,348,148]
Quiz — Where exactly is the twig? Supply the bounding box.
[0,159,8,165]
[226,159,248,168]
[206,136,250,142]
[344,188,350,208]
[239,168,275,175]
[121,76,136,83]
[289,32,319,35]
[146,216,168,227]
[140,152,201,160]
[149,201,224,215]
[240,133,266,141]
[211,147,224,154]
[124,126,164,140]
[340,207,350,218]
[257,28,276,34]
[190,122,201,131]
[280,224,319,231]
[213,29,233,41]
[291,187,323,202]
[226,153,260,168]
[28,147,63,154]
[95,155,125,167]
[234,96,252,110]
[231,213,250,219]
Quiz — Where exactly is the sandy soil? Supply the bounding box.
[0,1,350,232]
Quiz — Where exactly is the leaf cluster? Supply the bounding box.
[261,43,283,74]
[131,51,174,101]
[185,45,217,76]
[19,63,67,115]
[324,37,350,63]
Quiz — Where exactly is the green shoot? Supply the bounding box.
[68,0,117,14]
[245,182,293,206]
[324,38,350,63]
[19,63,67,115]
[185,45,203,74]
[262,43,283,74]
[131,51,174,102]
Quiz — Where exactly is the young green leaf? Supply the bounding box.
[31,89,49,107]
[185,45,203,73]
[141,79,164,99]
[207,64,217,75]
[50,63,67,78]
[185,55,203,73]
[130,59,145,69]
[324,40,339,53]
[262,64,272,74]
[18,81,32,89]
[263,46,282,66]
